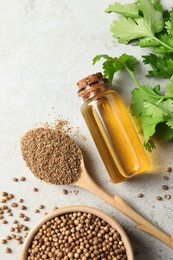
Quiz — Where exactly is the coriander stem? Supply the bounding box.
[125,67,141,89]
[125,66,173,99]
[154,36,173,52]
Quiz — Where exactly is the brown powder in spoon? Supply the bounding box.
[20,127,82,185]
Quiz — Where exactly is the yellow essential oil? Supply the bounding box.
[77,73,150,183]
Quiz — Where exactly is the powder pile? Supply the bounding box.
[20,127,82,185]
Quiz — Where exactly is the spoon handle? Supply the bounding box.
[77,169,173,248]
[113,195,173,249]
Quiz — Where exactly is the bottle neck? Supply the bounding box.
[77,78,110,101]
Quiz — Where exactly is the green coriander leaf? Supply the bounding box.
[140,115,161,143]
[153,46,170,54]
[102,59,123,83]
[153,34,173,53]
[161,99,173,114]
[166,119,173,129]
[156,123,173,141]
[139,0,164,34]
[142,53,173,78]
[119,54,136,71]
[110,17,153,44]
[131,85,161,116]
[153,85,161,95]
[166,76,173,96]
[93,55,123,83]
[110,0,163,44]
[139,38,159,47]
[144,139,156,152]
[92,55,113,65]
[150,0,163,12]
[165,9,173,36]
[105,2,139,18]
[131,89,145,116]
[92,54,136,83]
[144,101,167,118]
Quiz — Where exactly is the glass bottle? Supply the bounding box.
[77,72,150,183]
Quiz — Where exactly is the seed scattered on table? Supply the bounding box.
[1,205,8,210]
[156,196,162,201]
[162,185,169,190]
[12,177,18,182]
[0,198,7,203]
[1,191,8,197]
[20,205,27,210]
[137,193,144,198]
[19,198,24,203]
[19,176,26,181]
[2,220,8,224]
[11,202,18,208]
[62,189,68,195]
[6,236,12,241]
[164,194,171,200]
[32,187,38,192]
[163,176,169,180]
[24,216,30,221]
[8,194,14,199]
[5,247,12,254]
[166,167,172,173]
[1,239,7,244]
[34,209,40,213]
[19,213,25,218]
[39,205,45,209]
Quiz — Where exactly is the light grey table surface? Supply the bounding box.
[0,0,173,259]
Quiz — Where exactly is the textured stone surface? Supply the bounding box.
[0,0,173,259]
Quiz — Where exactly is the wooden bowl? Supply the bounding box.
[20,205,134,260]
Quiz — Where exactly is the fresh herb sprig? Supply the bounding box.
[93,54,173,151]
[105,0,173,78]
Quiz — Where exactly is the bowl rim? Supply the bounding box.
[20,205,134,260]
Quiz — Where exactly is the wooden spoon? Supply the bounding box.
[74,156,173,249]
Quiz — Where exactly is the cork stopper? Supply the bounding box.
[77,72,103,89]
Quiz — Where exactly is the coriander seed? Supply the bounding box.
[1,239,7,244]
[166,167,172,173]
[24,216,29,221]
[164,194,171,200]
[12,177,18,182]
[1,191,8,197]
[39,205,45,209]
[156,196,162,201]
[162,185,169,190]
[27,212,127,259]
[19,213,25,218]
[2,220,8,224]
[20,176,26,181]
[20,205,27,210]
[5,247,12,254]
[137,193,144,198]
[11,202,18,208]
[33,187,38,192]
[62,189,68,195]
